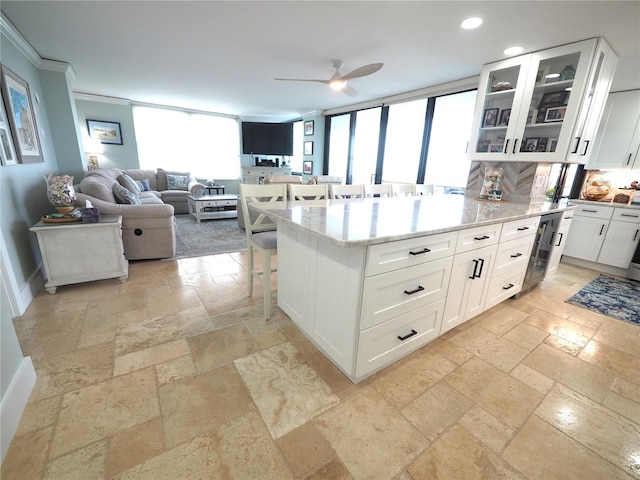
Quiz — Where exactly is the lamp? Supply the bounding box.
[83,136,103,170]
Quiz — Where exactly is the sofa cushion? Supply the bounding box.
[157,168,190,191]
[117,174,141,194]
[79,173,117,203]
[122,169,159,191]
[112,183,141,205]
[135,179,151,191]
[166,174,189,191]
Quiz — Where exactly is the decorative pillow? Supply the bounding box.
[135,179,151,191]
[117,174,141,195]
[112,183,141,205]
[166,174,189,191]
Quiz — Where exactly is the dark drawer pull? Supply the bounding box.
[409,247,431,256]
[474,235,490,241]
[404,286,425,295]
[510,252,523,258]
[581,209,598,213]
[502,283,515,290]
[397,329,418,341]
[516,226,530,231]
[621,213,639,218]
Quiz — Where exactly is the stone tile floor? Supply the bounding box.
[2,252,639,479]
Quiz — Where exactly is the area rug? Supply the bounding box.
[566,275,640,326]
[173,214,246,258]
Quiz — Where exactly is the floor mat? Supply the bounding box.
[566,275,640,326]
[174,214,246,258]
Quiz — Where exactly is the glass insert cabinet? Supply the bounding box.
[468,38,617,163]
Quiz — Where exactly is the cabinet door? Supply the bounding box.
[597,220,640,268]
[562,216,609,261]
[545,220,572,278]
[441,244,497,334]
[587,90,640,170]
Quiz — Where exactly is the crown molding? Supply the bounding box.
[1,13,76,80]
[74,92,131,106]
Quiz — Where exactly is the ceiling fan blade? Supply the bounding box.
[340,63,383,80]
[343,85,359,97]
[274,78,329,84]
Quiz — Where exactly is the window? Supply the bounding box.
[351,107,381,184]
[327,114,351,180]
[290,120,304,173]
[133,105,240,179]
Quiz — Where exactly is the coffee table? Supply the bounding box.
[187,194,238,223]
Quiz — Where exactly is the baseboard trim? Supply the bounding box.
[1,356,36,464]
[561,256,629,278]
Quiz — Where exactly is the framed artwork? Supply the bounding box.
[0,65,43,163]
[304,120,314,136]
[489,144,504,153]
[498,109,511,126]
[0,91,17,166]
[482,108,499,127]
[303,160,313,175]
[87,119,123,145]
[545,106,566,122]
[522,137,540,152]
[547,137,558,152]
[535,137,549,152]
[304,140,313,155]
[476,139,491,153]
[538,90,567,108]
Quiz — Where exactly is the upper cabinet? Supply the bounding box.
[586,89,640,171]
[469,38,617,163]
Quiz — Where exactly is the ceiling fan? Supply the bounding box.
[275,60,383,97]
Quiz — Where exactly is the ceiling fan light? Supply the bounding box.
[330,80,347,90]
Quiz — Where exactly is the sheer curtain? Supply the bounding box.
[133,105,241,179]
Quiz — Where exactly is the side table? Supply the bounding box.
[30,215,129,294]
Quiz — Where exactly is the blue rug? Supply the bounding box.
[566,275,640,326]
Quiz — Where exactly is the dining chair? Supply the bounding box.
[365,183,392,198]
[329,184,366,199]
[238,183,287,320]
[288,183,329,201]
[391,183,417,197]
[416,183,435,195]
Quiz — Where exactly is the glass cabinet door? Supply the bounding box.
[470,56,530,159]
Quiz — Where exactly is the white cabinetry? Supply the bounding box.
[545,210,574,278]
[587,90,640,170]
[242,167,292,184]
[469,38,617,163]
[597,208,640,268]
[563,205,613,261]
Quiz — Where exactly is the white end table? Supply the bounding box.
[30,215,128,294]
[187,194,238,223]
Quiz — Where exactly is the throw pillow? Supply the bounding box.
[135,179,151,191]
[112,183,141,205]
[117,174,141,195]
[166,174,189,191]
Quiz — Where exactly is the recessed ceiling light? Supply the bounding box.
[461,17,483,29]
[546,73,560,79]
[504,46,524,56]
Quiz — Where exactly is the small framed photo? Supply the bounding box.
[538,91,567,108]
[0,93,17,166]
[303,141,313,155]
[482,108,499,127]
[304,120,314,136]
[522,137,540,152]
[476,139,491,153]
[489,144,504,153]
[87,119,123,145]
[547,137,558,152]
[535,137,548,152]
[498,109,511,126]
[544,106,566,122]
[303,160,313,175]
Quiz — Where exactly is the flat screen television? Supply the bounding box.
[241,122,293,156]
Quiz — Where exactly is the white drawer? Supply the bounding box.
[483,265,527,311]
[561,210,576,224]
[500,217,539,242]
[492,235,535,277]
[612,208,640,224]
[456,223,501,254]
[573,205,614,220]
[356,298,445,379]
[361,256,452,330]
[365,231,457,276]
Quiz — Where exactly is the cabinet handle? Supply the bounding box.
[409,247,431,256]
[474,235,490,241]
[477,258,486,278]
[556,232,564,247]
[581,209,598,213]
[621,213,639,218]
[504,139,510,154]
[634,229,639,241]
[510,252,523,258]
[512,139,519,154]
[469,259,479,279]
[397,329,418,341]
[571,136,581,154]
[517,226,530,231]
[502,283,515,290]
[628,154,633,166]
[564,215,573,220]
[404,286,425,295]
[599,224,605,235]
[580,140,590,156]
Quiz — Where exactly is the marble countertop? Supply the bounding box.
[569,199,640,210]
[251,196,576,247]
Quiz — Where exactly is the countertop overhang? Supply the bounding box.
[251,195,576,247]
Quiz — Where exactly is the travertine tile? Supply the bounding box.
[107,418,165,477]
[503,415,632,480]
[450,325,529,372]
[43,440,106,480]
[458,405,515,453]
[50,368,159,459]
[276,423,334,478]
[76,313,117,349]
[544,333,583,355]
[305,457,354,480]
[314,389,426,480]
[154,354,196,386]
[476,303,527,336]
[428,338,474,365]
[146,288,202,317]
[593,322,640,358]
[604,390,640,425]
[0,426,52,480]
[304,351,362,401]
[445,357,542,429]
[15,396,61,436]
[113,339,190,376]
[234,341,339,439]
[525,310,597,347]
[407,424,525,480]
[503,321,548,350]
[578,340,640,385]
[87,291,147,318]
[14,310,84,360]
[187,323,258,371]
[611,377,640,402]
[509,363,555,394]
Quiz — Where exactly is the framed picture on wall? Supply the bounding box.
[304,120,314,135]
[303,160,313,175]
[87,119,123,145]
[304,141,313,155]
[0,91,17,166]
[0,64,43,163]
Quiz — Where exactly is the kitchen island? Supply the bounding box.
[253,195,574,383]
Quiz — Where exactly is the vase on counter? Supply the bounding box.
[45,173,77,214]
[480,167,503,199]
